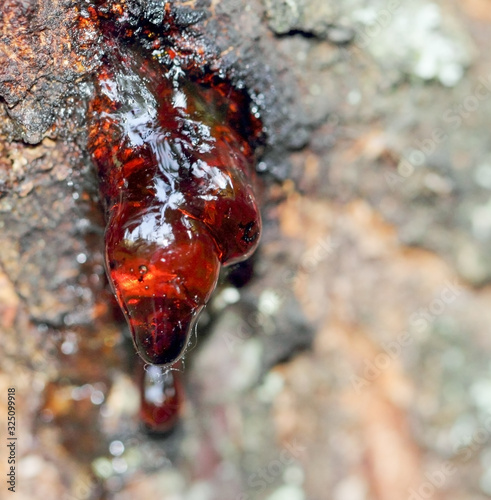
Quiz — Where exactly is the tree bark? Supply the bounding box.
[0,0,489,499]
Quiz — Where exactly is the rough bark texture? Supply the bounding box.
[1,0,490,499]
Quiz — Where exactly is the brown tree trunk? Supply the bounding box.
[0,0,489,499]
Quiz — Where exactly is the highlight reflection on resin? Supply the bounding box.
[88,40,261,367]
[139,361,183,433]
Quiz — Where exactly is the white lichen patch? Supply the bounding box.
[352,1,475,86]
[265,0,474,86]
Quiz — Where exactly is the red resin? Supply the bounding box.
[138,360,183,433]
[88,41,261,366]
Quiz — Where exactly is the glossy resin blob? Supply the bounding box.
[88,35,262,367]
[138,361,184,433]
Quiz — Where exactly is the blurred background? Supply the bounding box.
[1,0,491,499]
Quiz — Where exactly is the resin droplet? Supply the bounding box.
[138,361,183,433]
[106,208,220,365]
[88,40,261,367]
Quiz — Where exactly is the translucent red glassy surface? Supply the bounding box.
[138,361,183,433]
[88,40,262,367]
